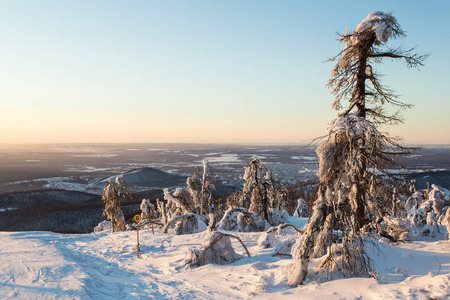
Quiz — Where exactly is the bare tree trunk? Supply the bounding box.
[289,189,328,286]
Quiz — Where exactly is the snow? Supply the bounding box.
[1,218,449,299]
[200,154,240,163]
[290,156,317,161]
[355,11,397,43]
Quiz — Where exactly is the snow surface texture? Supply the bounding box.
[355,11,397,43]
[1,216,449,299]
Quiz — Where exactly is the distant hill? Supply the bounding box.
[0,189,99,210]
[103,167,187,189]
[404,170,450,190]
[0,188,164,233]
[0,167,189,233]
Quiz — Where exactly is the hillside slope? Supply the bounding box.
[104,167,187,188]
[0,218,449,299]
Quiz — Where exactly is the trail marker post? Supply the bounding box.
[134,214,141,258]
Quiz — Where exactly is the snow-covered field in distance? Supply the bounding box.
[1,216,449,299]
[0,143,449,194]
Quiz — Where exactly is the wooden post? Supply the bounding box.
[137,222,140,258]
[134,214,141,258]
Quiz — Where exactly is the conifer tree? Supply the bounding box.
[102,176,130,232]
[289,12,426,286]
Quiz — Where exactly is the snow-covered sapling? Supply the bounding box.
[101,176,131,232]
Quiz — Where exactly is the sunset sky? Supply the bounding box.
[1,1,449,145]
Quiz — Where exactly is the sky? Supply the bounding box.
[0,0,449,145]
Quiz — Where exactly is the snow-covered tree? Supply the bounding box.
[186,168,201,207]
[101,176,130,232]
[140,199,157,221]
[289,12,426,286]
[293,198,308,218]
[243,157,287,223]
[186,159,215,216]
[200,159,215,215]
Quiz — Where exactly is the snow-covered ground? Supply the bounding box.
[1,217,449,299]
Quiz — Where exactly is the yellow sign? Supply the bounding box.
[134,214,141,222]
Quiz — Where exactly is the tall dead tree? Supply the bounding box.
[289,12,427,286]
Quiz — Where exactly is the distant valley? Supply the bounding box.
[0,143,449,233]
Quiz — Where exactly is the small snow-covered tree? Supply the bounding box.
[101,176,130,232]
[289,12,426,286]
[293,198,308,218]
[186,168,201,207]
[140,199,157,221]
[200,159,215,215]
[243,157,288,223]
[186,159,215,216]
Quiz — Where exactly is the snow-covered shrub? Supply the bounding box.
[218,207,268,232]
[217,207,246,230]
[406,185,450,238]
[268,208,289,226]
[184,231,242,268]
[163,214,207,235]
[164,188,197,215]
[407,208,426,228]
[405,191,425,212]
[140,199,158,221]
[272,238,296,257]
[408,209,439,238]
[437,206,449,226]
[379,217,412,242]
[93,220,111,233]
[428,185,450,214]
[257,233,279,249]
[315,241,373,282]
[236,212,267,232]
[418,212,439,238]
[293,198,308,218]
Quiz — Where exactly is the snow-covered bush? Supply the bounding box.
[257,233,279,249]
[163,214,207,235]
[379,217,412,242]
[406,185,450,238]
[268,208,289,226]
[93,220,111,233]
[164,188,196,215]
[437,207,449,226]
[293,198,308,218]
[140,199,158,221]
[218,207,268,232]
[272,238,296,257]
[405,191,426,212]
[184,231,242,268]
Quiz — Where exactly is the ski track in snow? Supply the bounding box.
[1,221,450,299]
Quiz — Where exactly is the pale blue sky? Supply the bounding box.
[1,1,448,144]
